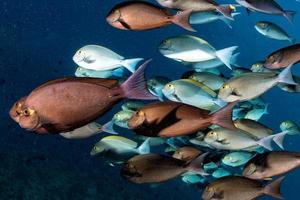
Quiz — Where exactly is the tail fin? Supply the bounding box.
[121,58,144,73]
[120,59,158,100]
[277,65,297,85]
[263,103,269,115]
[216,5,235,19]
[284,11,296,24]
[264,176,285,199]
[211,102,237,130]
[216,46,239,69]
[273,131,289,149]
[256,134,275,151]
[102,121,119,135]
[187,152,209,176]
[220,17,233,28]
[172,10,196,32]
[136,138,151,154]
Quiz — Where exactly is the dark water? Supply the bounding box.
[1,0,300,199]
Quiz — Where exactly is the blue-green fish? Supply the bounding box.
[280,120,300,135]
[101,110,134,135]
[231,67,251,77]
[147,76,172,101]
[222,152,254,167]
[245,104,269,121]
[212,168,232,178]
[162,79,226,111]
[190,11,240,28]
[251,61,275,73]
[182,173,206,184]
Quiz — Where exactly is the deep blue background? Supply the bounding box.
[1,0,300,199]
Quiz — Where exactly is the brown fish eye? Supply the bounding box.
[23,109,29,116]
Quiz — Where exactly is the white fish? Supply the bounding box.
[204,127,287,151]
[255,21,295,43]
[90,136,150,156]
[158,35,238,69]
[218,66,296,102]
[73,45,143,73]
[75,66,126,78]
[59,122,102,139]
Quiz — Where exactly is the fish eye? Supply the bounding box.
[23,108,35,116]
[78,50,82,54]
[222,85,229,89]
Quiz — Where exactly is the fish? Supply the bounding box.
[188,72,227,91]
[181,174,206,185]
[212,168,232,178]
[128,101,237,138]
[230,67,252,77]
[236,0,295,23]
[202,176,285,200]
[162,79,225,111]
[9,60,157,134]
[172,146,202,162]
[101,110,134,135]
[121,153,208,183]
[75,67,126,79]
[243,151,300,180]
[244,104,269,121]
[59,122,102,139]
[204,127,287,151]
[250,61,275,73]
[204,162,218,172]
[222,151,254,167]
[90,136,150,160]
[73,45,143,73]
[147,76,172,101]
[264,44,300,69]
[234,119,273,140]
[218,66,296,102]
[156,0,235,19]
[280,120,300,135]
[106,1,195,32]
[158,35,238,69]
[255,21,295,43]
[121,100,145,112]
[189,11,240,28]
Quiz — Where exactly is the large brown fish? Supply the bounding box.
[172,146,202,162]
[121,153,207,183]
[9,60,156,134]
[264,44,300,69]
[128,101,237,137]
[202,176,284,200]
[243,151,300,180]
[156,0,235,19]
[106,1,195,32]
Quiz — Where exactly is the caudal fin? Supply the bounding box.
[211,102,237,130]
[277,65,297,85]
[256,134,275,151]
[264,176,285,199]
[102,121,119,135]
[120,59,158,100]
[172,10,196,32]
[216,5,235,19]
[136,138,151,154]
[122,58,144,73]
[216,46,239,69]
[273,131,289,149]
[284,11,296,24]
[187,152,209,176]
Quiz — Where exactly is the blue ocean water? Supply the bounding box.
[1,0,300,199]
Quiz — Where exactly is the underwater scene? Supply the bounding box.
[2,0,300,199]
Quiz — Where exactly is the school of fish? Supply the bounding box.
[9,0,300,200]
